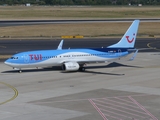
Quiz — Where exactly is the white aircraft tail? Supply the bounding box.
[108,20,140,48]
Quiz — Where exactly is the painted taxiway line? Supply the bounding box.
[0,82,18,105]
[129,96,158,120]
[90,96,158,120]
[147,41,160,51]
[31,94,149,104]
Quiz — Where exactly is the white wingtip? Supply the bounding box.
[57,40,64,50]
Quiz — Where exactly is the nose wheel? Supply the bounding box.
[13,67,22,73]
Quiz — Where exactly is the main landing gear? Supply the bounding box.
[79,67,85,72]
[79,64,86,72]
[19,70,22,73]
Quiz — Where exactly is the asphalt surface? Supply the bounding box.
[0,19,160,27]
[0,38,159,55]
[1,53,160,120]
[1,19,160,120]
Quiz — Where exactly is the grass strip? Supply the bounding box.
[0,22,159,38]
[0,6,160,19]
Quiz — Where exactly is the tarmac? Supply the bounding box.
[0,52,160,120]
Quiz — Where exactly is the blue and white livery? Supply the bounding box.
[5,20,140,72]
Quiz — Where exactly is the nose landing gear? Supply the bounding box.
[13,67,22,73]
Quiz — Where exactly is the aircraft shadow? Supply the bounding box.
[83,70,125,76]
[86,62,142,69]
[1,66,62,73]
[2,62,142,74]
[62,62,141,75]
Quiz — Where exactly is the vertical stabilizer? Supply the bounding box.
[108,20,140,48]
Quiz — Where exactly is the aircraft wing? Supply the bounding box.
[128,48,154,61]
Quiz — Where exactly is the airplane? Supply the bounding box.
[4,20,140,73]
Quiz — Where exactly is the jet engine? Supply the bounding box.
[62,62,80,71]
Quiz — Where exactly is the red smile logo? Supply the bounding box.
[126,33,135,43]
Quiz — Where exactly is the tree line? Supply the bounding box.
[1,0,160,5]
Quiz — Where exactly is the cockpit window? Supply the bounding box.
[10,57,18,59]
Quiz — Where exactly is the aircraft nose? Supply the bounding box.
[4,61,8,65]
[4,59,11,66]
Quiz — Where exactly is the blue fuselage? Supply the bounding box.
[5,48,131,69]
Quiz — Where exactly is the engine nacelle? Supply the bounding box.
[62,62,80,71]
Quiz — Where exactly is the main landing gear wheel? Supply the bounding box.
[79,67,85,72]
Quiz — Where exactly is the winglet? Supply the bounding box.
[57,40,64,50]
[129,49,139,61]
[108,20,140,48]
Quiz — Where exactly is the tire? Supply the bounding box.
[79,67,85,72]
